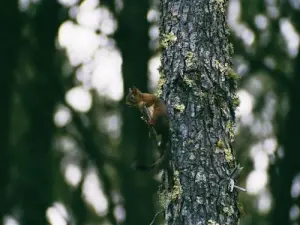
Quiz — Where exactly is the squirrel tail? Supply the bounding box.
[133,163,155,171]
[132,153,166,173]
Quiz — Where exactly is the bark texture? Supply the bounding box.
[159,0,240,224]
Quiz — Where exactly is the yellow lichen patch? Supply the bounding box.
[215,0,225,13]
[226,120,234,131]
[228,43,234,55]
[183,77,195,87]
[158,188,169,208]
[226,120,235,143]
[208,219,219,225]
[200,92,207,98]
[224,148,233,162]
[158,171,182,208]
[214,59,240,80]
[155,76,166,97]
[217,139,224,149]
[186,51,193,58]
[174,104,185,113]
[232,95,240,107]
[214,60,227,74]
[169,171,182,201]
[227,68,241,80]
[160,32,177,49]
[223,206,235,216]
[185,51,195,67]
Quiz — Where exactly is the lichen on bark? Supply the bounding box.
[158,0,240,224]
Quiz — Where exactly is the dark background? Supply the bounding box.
[1,0,300,225]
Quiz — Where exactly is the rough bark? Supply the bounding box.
[159,0,240,224]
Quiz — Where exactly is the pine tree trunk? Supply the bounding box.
[0,0,20,222]
[18,2,61,224]
[115,0,158,224]
[271,40,300,225]
[159,0,240,224]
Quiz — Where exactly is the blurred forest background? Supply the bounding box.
[1,0,300,225]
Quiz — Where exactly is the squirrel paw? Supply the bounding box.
[149,119,155,125]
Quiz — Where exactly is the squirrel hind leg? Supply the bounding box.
[153,116,169,135]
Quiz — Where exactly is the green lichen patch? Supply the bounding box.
[226,120,234,131]
[186,51,193,58]
[194,91,207,99]
[226,120,235,143]
[217,139,224,149]
[160,32,177,49]
[214,59,240,80]
[215,0,225,13]
[183,77,195,87]
[223,206,235,216]
[158,171,183,208]
[158,187,168,208]
[227,68,241,80]
[155,76,166,97]
[214,60,227,73]
[208,219,220,225]
[185,51,196,68]
[170,171,183,201]
[199,91,207,99]
[224,148,233,162]
[174,103,185,113]
[232,95,240,107]
[228,43,235,55]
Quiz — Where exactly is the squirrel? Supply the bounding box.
[125,86,170,172]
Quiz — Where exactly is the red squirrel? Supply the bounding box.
[126,86,170,171]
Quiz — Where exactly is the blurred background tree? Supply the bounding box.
[0,0,300,225]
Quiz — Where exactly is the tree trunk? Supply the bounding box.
[271,41,300,225]
[159,0,240,224]
[115,0,158,225]
[0,0,20,223]
[18,2,61,224]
